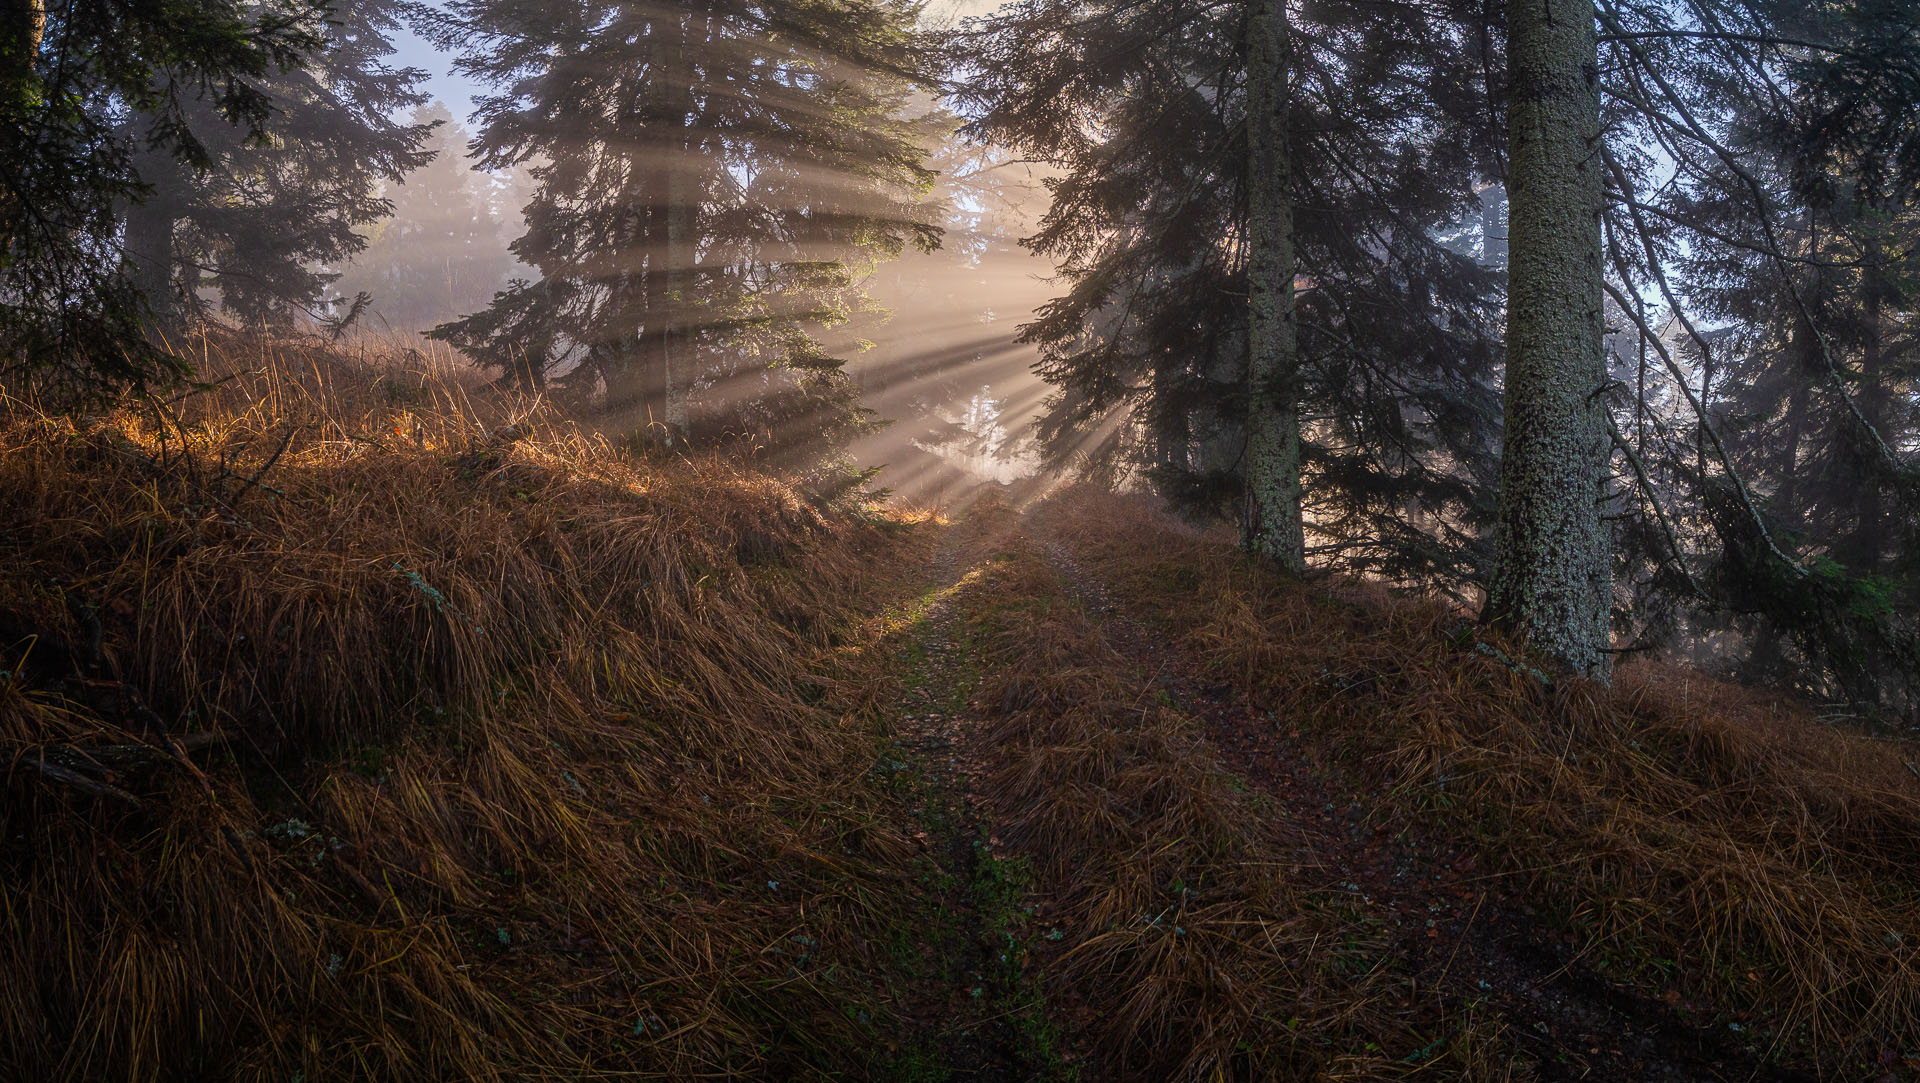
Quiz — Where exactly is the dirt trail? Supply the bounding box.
[878,512,1069,1082]
[870,498,1826,1081]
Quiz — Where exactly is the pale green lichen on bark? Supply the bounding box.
[1484,0,1613,680]
[1242,0,1306,576]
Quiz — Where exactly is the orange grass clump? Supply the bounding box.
[0,333,937,1081]
[1037,486,1920,1072]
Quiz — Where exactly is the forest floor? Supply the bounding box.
[869,493,1843,1083]
[6,346,1916,1081]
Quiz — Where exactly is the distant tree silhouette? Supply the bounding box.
[421,0,943,457]
[119,0,432,330]
[334,102,528,338]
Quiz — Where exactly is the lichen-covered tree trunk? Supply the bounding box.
[1483,0,1612,680]
[1241,0,1306,574]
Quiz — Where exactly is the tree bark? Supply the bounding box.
[601,225,654,423]
[1482,0,1613,680]
[661,11,693,443]
[123,141,183,330]
[2,0,42,108]
[1242,0,1306,574]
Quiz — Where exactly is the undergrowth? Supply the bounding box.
[0,332,938,1080]
[10,333,1911,1081]
[1036,486,1920,1076]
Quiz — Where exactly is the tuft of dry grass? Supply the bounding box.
[0,332,938,1080]
[1037,486,1920,1073]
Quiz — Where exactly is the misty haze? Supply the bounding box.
[3,0,1919,1078]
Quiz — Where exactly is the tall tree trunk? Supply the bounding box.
[628,14,693,443]
[627,178,668,430]
[1843,236,1890,574]
[603,202,656,424]
[1242,0,1306,574]
[0,0,41,260]
[123,141,183,330]
[2,0,42,111]
[1482,0,1612,680]
[661,11,693,442]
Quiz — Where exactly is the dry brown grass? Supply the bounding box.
[0,331,939,1080]
[946,503,1454,1082]
[1037,486,1920,1073]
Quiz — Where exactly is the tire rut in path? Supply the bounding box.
[881,518,1056,1082]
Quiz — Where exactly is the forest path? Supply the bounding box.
[870,493,1818,1080]
[875,506,1076,1081]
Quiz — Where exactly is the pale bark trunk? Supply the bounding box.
[1242,0,1306,574]
[1483,0,1612,680]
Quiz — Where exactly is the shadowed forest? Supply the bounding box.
[3,0,1920,1078]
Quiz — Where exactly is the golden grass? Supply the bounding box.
[1037,486,1920,1073]
[13,332,1911,1079]
[0,331,938,1080]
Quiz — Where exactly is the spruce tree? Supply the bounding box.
[423,0,941,456]
[0,0,325,390]
[121,1,433,329]
[333,102,527,337]
[1633,0,1920,708]
[1243,0,1305,571]
[959,0,1506,590]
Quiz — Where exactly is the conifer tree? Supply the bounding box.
[1481,0,1613,680]
[1623,0,1920,707]
[121,2,433,329]
[1244,0,1304,571]
[333,102,527,337]
[960,0,1505,590]
[1488,0,1920,694]
[0,0,325,390]
[423,0,941,455]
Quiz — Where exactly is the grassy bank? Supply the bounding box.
[1037,487,1920,1075]
[0,335,938,1080]
[7,336,1916,1081]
